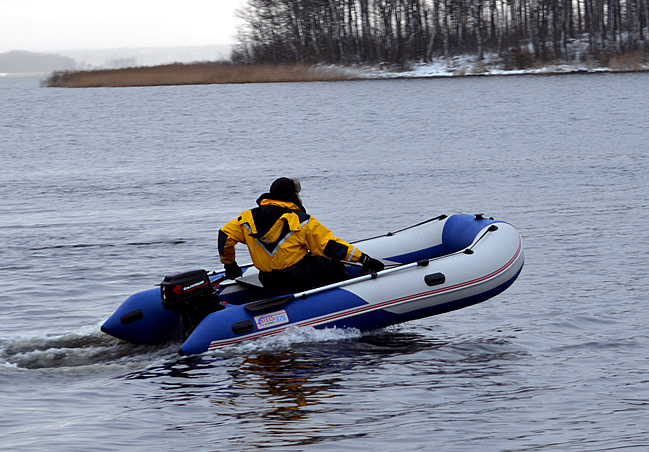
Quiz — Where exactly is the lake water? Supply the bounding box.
[1,72,648,451]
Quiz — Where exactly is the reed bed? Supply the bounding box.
[45,62,361,88]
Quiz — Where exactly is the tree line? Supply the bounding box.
[231,0,649,68]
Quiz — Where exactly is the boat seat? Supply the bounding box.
[235,273,265,289]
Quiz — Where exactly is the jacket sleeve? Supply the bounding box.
[304,217,364,263]
[218,216,247,265]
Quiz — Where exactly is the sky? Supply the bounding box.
[1,0,244,53]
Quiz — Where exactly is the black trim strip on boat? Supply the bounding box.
[244,294,296,313]
[232,320,254,334]
[424,272,446,286]
[120,309,143,325]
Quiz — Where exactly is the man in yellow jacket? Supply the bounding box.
[218,177,384,293]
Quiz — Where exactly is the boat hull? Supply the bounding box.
[101,214,524,355]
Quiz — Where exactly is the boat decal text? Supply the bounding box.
[254,310,289,330]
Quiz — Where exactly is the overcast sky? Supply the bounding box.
[1,0,244,53]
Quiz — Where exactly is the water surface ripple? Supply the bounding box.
[1,73,648,451]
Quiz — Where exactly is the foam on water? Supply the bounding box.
[210,325,366,357]
[0,325,177,372]
[0,321,366,374]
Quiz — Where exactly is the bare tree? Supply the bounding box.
[232,0,649,68]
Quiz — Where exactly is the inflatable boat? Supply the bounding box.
[101,213,524,355]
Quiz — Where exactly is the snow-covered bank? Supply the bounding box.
[342,53,649,79]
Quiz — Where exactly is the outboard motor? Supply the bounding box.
[160,269,223,335]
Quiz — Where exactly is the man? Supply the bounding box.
[218,177,384,293]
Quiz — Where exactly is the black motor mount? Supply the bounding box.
[160,269,222,335]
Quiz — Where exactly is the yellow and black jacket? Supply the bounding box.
[218,198,364,273]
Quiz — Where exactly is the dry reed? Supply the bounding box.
[45,62,360,88]
[608,50,648,71]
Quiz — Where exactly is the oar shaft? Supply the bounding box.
[294,260,424,299]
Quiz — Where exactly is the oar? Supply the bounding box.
[296,259,431,298]
[244,259,434,312]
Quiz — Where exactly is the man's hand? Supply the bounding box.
[224,262,243,280]
[360,254,385,272]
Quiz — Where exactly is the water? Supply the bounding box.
[1,72,648,451]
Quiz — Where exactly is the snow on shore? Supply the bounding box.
[342,53,647,79]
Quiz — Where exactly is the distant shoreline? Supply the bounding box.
[43,59,649,88]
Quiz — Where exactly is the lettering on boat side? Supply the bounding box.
[254,310,289,330]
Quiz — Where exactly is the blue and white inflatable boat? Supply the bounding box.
[101,213,524,355]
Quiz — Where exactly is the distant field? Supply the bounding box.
[45,62,362,87]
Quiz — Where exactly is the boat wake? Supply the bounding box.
[0,325,179,372]
[0,323,437,375]
[0,323,370,373]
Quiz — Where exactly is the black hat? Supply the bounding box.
[269,177,300,199]
[258,177,305,212]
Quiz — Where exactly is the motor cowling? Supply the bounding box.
[160,269,222,335]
